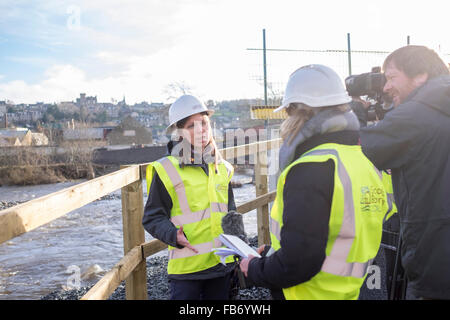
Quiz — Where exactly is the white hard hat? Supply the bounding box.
[166,95,214,133]
[274,64,351,112]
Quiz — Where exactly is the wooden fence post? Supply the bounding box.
[254,144,270,247]
[121,165,147,300]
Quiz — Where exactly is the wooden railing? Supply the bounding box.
[0,138,281,300]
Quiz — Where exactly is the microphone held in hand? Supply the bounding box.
[221,210,248,244]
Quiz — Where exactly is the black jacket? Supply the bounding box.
[142,141,236,280]
[247,130,359,297]
[360,75,450,299]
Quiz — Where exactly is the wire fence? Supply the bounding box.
[247,44,450,106]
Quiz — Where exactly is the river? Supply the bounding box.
[0,172,258,300]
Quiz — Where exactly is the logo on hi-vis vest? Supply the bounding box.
[216,183,228,194]
[360,186,385,213]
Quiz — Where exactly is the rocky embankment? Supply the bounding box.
[40,234,394,300]
[0,201,24,210]
[41,236,272,300]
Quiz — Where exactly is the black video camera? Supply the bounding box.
[345,67,393,122]
[345,66,386,99]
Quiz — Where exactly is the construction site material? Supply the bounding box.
[250,106,287,120]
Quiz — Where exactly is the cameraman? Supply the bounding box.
[360,45,450,300]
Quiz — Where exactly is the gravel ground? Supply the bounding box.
[41,236,272,300]
[40,237,398,301]
[0,201,24,210]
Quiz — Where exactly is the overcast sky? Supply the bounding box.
[0,0,449,104]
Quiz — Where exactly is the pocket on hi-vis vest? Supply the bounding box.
[359,185,386,213]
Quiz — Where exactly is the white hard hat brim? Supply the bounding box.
[273,104,287,113]
[166,109,214,134]
[273,94,352,113]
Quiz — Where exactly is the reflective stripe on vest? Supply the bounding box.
[269,216,281,243]
[168,237,223,260]
[157,157,228,260]
[159,157,191,215]
[170,204,227,226]
[383,192,394,224]
[372,167,395,223]
[171,208,211,226]
[302,149,372,277]
[381,171,396,223]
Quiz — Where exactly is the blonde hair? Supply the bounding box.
[280,103,318,145]
[280,103,350,145]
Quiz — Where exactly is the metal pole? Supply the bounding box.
[347,33,352,76]
[407,35,410,45]
[263,29,268,107]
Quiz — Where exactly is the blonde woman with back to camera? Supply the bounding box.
[239,64,395,300]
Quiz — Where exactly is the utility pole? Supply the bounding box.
[263,29,268,130]
[347,33,352,76]
[263,29,268,107]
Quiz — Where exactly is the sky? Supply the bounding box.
[0,0,449,105]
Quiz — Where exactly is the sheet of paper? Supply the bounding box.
[219,234,261,258]
[211,247,238,265]
[211,234,261,265]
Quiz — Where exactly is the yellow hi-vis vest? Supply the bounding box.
[146,156,234,275]
[269,143,394,300]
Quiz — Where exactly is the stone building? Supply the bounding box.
[107,116,153,146]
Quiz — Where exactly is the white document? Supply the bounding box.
[212,234,261,265]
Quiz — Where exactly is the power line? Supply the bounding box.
[246,48,391,54]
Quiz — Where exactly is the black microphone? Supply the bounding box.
[221,210,248,244]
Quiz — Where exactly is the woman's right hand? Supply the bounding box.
[176,226,199,253]
[257,245,267,255]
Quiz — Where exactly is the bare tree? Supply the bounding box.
[163,81,194,101]
[255,79,284,106]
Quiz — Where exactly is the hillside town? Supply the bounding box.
[0,93,270,147]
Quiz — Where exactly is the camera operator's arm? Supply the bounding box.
[350,97,370,127]
[360,104,421,170]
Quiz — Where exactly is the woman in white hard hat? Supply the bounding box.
[239,64,394,300]
[142,95,237,300]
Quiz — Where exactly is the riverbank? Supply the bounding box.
[0,174,261,300]
[41,258,273,300]
[0,143,116,186]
